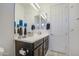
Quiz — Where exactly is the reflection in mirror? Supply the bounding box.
[41,16,47,29]
[34,15,40,30]
[15,3,40,38]
[14,3,49,38]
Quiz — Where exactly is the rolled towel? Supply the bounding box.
[0,47,4,56]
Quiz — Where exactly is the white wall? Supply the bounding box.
[69,4,79,56]
[0,3,15,55]
[15,4,25,20]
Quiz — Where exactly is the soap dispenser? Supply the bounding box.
[31,24,35,34]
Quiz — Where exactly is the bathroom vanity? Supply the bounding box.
[15,33,49,56]
[15,3,50,56]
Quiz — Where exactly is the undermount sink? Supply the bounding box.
[37,32,42,35]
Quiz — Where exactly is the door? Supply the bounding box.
[49,4,69,53]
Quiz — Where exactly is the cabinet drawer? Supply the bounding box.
[15,40,33,47]
[33,39,43,49]
[15,40,23,47]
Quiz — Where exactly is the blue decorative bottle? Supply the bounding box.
[19,20,23,38]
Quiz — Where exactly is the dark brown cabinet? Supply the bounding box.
[34,43,44,56]
[15,36,49,56]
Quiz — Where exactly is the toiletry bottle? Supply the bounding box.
[19,27,22,37]
[17,24,19,34]
[31,24,35,34]
[24,23,27,38]
[19,20,23,38]
[17,24,20,38]
[24,27,27,37]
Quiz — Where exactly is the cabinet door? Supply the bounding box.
[34,44,44,56]
[44,37,49,55]
[15,41,33,56]
[39,44,44,56]
[44,41,47,55]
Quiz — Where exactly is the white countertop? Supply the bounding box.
[14,31,49,43]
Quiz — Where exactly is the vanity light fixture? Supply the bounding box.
[30,3,40,12]
[43,13,47,20]
[30,3,38,11]
[30,3,47,20]
[41,14,45,19]
[34,3,40,9]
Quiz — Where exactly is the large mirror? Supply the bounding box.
[14,3,48,35]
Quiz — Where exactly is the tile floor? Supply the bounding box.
[46,50,66,56]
